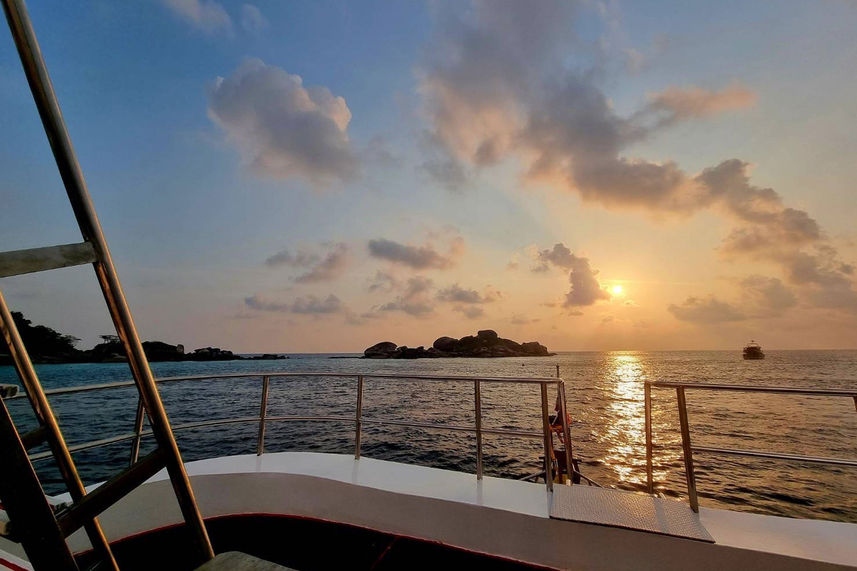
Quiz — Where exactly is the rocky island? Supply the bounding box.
[363,329,554,359]
[0,312,288,365]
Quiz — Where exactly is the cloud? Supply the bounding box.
[367,270,398,293]
[378,276,435,316]
[535,243,576,270]
[696,160,856,310]
[265,243,349,282]
[163,0,232,34]
[418,1,751,207]
[291,295,343,314]
[455,306,484,319]
[510,313,539,325]
[647,85,756,123]
[294,243,349,283]
[265,249,318,268]
[418,1,856,316]
[240,4,268,34]
[244,294,343,314]
[208,59,358,185]
[436,283,498,304]
[564,255,611,307]
[668,275,800,325]
[530,242,611,307]
[668,296,745,323]
[368,237,462,269]
[740,275,797,316]
[244,294,290,312]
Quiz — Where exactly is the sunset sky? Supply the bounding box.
[1,0,856,352]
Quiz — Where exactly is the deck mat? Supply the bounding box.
[550,485,714,542]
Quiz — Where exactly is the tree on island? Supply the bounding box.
[0,312,286,364]
[0,312,82,363]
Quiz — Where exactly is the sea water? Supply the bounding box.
[2,350,856,522]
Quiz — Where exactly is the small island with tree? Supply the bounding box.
[0,312,287,365]
[363,329,554,359]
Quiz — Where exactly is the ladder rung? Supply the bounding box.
[57,447,166,538]
[20,426,47,450]
[0,242,97,278]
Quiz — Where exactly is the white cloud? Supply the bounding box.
[163,0,232,34]
[208,59,358,185]
[240,4,268,34]
[421,1,856,316]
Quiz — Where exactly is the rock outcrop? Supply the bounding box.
[363,330,554,359]
[363,341,398,359]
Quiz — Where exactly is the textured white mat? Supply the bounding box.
[550,485,714,542]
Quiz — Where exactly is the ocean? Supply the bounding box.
[2,350,856,522]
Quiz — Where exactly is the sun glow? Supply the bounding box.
[611,284,624,296]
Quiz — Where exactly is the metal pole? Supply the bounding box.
[1,0,213,561]
[0,397,79,570]
[539,382,554,492]
[354,375,364,459]
[644,382,653,494]
[129,395,144,466]
[474,379,483,480]
[0,292,118,569]
[558,381,574,486]
[256,376,269,456]
[676,387,699,512]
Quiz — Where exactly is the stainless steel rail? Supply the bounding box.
[10,372,574,493]
[644,381,857,512]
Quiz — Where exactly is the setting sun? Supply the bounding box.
[611,284,624,296]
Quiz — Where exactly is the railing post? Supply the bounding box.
[129,396,144,467]
[644,382,653,494]
[676,386,698,512]
[256,376,269,456]
[354,375,364,459]
[539,382,554,492]
[557,381,574,486]
[474,379,483,480]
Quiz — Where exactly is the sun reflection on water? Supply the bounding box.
[602,352,649,485]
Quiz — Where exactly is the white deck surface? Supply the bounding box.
[140,452,856,568]
[17,451,854,569]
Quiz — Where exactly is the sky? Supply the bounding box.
[1,0,856,352]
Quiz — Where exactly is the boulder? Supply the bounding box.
[477,329,499,342]
[397,346,428,359]
[432,336,459,352]
[364,341,398,358]
[521,341,550,356]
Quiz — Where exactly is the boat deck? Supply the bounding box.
[2,452,856,570]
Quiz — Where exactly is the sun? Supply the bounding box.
[611,284,624,296]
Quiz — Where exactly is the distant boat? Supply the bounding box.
[743,340,765,360]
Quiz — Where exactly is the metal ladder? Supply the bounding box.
[0,0,214,568]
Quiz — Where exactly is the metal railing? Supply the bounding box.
[8,372,574,492]
[644,381,857,512]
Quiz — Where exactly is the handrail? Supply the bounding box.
[6,371,562,400]
[9,372,574,493]
[644,381,857,512]
[648,381,857,397]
